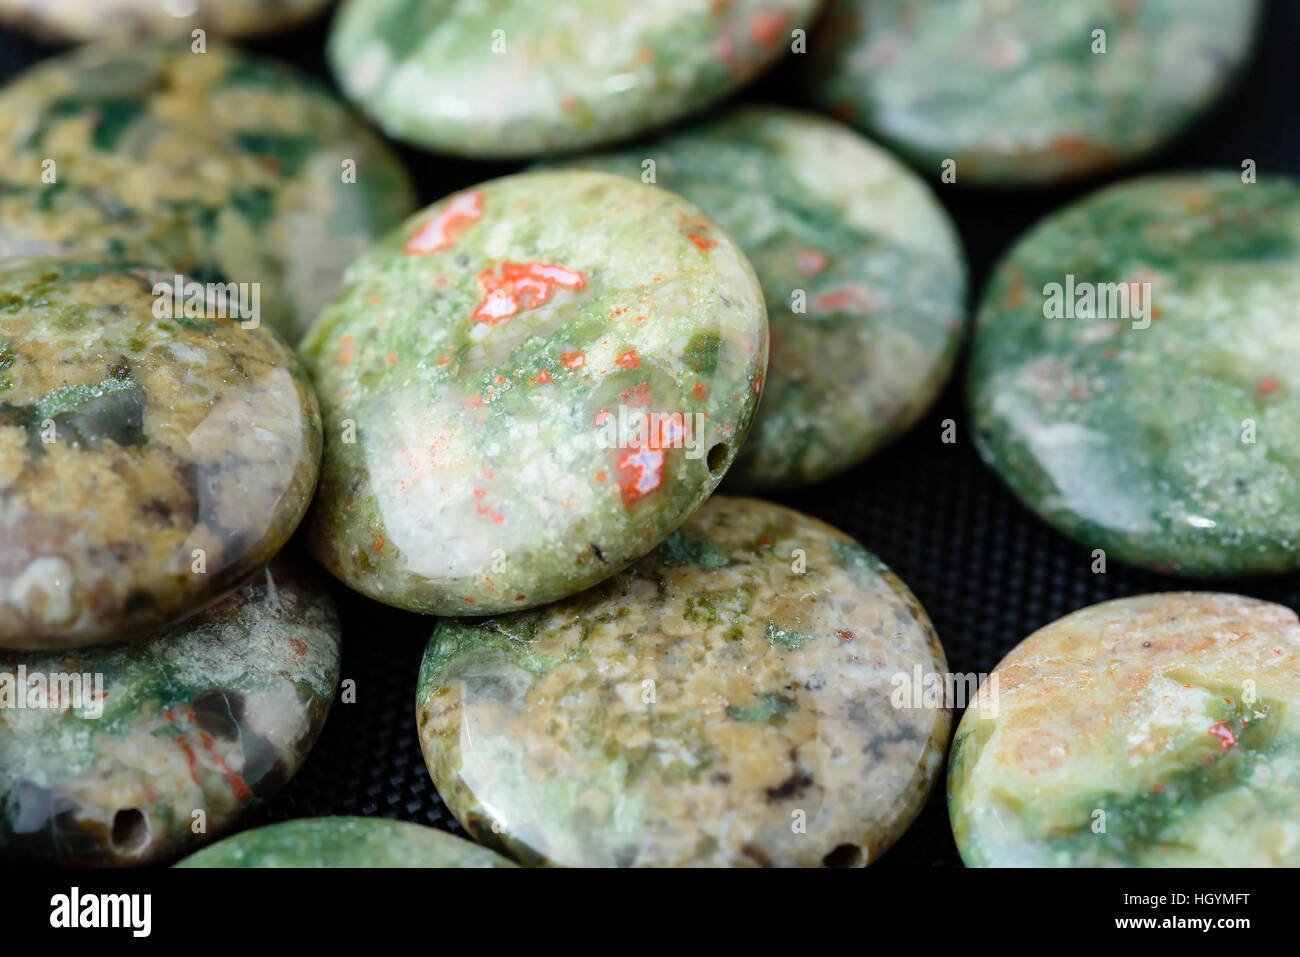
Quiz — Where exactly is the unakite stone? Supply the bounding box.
[0,258,321,650]
[0,558,340,867]
[301,171,767,616]
[970,172,1300,576]
[328,0,821,158]
[417,496,950,867]
[552,105,965,489]
[806,0,1261,185]
[0,0,330,41]
[949,593,1300,867]
[0,41,416,343]
[175,816,516,867]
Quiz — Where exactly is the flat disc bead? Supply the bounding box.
[948,593,1300,867]
[328,0,822,158]
[300,170,768,616]
[175,817,516,868]
[970,172,1300,575]
[0,258,321,650]
[0,41,416,343]
[806,0,1261,185]
[417,495,950,867]
[0,558,341,866]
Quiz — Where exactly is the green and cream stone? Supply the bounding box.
[806,0,1261,185]
[970,172,1300,576]
[417,496,950,867]
[949,593,1300,867]
[0,41,416,344]
[551,105,965,489]
[328,0,821,158]
[301,170,767,616]
[0,258,321,650]
[175,816,516,867]
[0,558,341,867]
[0,0,331,42]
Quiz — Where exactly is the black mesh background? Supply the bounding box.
[1,0,1297,868]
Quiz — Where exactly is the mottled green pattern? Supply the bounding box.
[418,496,949,867]
[970,172,1300,575]
[948,593,1300,866]
[807,0,1260,184]
[302,171,767,615]
[0,0,330,41]
[0,42,415,343]
[0,558,341,867]
[175,816,515,868]
[550,106,965,489]
[0,258,320,649]
[329,0,820,157]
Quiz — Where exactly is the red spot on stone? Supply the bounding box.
[618,443,665,504]
[750,10,786,45]
[404,191,484,253]
[616,350,640,369]
[754,374,763,395]
[1258,376,1279,396]
[1208,721,1238,750]
[692,382,706,400]
[836,630,855,642]
[473,261,586,323]
[536,369,553,383]
[689,234,716,251]
[621,383,651,407]
[559,351,585,369]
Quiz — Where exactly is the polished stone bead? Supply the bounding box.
[301,170,768,616]
[328,0,821,158]
[970,172,1300,575]
[0,558,341,867]
[417,495,950,867]
[806,0,1261,185]
[175,816,516,868]
[0,258,320,650]
[552,105,966,490]
[0,41,416,343]
[949,593,1300,867]
[0,0,331,41]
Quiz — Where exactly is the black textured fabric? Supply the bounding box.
[1,0,1296,868]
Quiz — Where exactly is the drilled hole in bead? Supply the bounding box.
[111,808,150,854]
[706,443,728,475]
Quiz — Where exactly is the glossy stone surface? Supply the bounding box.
[0,41,416,343]
[807,0,1260,185]
[552,106,965,490]
[418,496,950,867]
[0,258,320,650]
[0,0,330,41]
[970,173,1300,576]
[328,0,821,158]
[0,558,341,867]
[301,171,767,616]
[949,593,1300,867]
[175,816,516,867]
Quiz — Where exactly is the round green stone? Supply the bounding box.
[0,557,341,867]
[949,592,1300,867]
[0,0,331,41]
[806,0,1261,185]
[550,105,965,490]
[175,816,516,867]
[328,0,820,158]
[301,170,767,616]
[0,258,321,650]
[970,172,1300,576]
[0,41,416,344]
[417,496,950,867]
